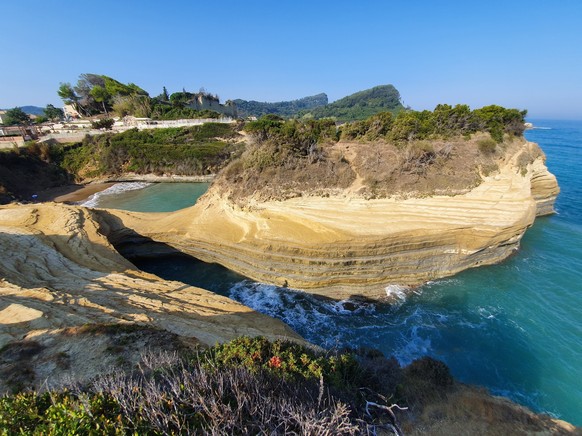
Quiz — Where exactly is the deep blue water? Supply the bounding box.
[129,120,582,425]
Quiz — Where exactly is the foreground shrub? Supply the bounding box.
[0,348,363,434]
[0,337,457,434]
[477,137,497,153]
[95,355,361,434]
[0,391,124,434]
[207,336,363,390]
[398,356,454,407]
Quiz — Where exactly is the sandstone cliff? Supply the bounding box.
[0,203,303,390]
[107,138,559,300]
[0,136,571,431]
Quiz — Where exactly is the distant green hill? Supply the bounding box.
[300,85,404,122]
[234,93,328,118]
[1,106,45,115]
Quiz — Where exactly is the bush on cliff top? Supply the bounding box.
[220,104,526,203]
[340,104,527,144]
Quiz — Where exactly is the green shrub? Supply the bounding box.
[0,336,461,433]
[206,336,361,389]
[57,124,241,178]
[244,117,338,156]
[398,356,454,407]
[0,391,126,434]
[477,137,497,153]
[338,104,526,144]
[91,118,115,130]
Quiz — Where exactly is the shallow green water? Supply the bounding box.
[85,182,209,212]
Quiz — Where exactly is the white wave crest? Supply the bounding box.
[81,182,151,208]
[385,284,409,303]
[228,281,376,348]
[392,326,433,365]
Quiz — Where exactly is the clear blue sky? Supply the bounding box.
[2,0,581,119]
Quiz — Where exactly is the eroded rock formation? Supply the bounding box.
[0,204,302,350]
[108,139,559,300]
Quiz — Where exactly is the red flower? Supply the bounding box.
[268,356,282,368]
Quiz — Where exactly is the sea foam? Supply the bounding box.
[81,182,151,208]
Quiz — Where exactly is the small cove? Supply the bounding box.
[102,121,582,425]
[83,182,210,212]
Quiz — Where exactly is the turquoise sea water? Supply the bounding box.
[127,120,582,425]
[86,182,209,212]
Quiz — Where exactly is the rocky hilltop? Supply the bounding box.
[108,134,558,300]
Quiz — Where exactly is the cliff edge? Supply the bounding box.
[108,136,559,300]
[0,203,303,391]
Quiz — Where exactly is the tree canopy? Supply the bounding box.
[1,107,31,126]
[57,74,232,120]
[43,104,64,121]
[57,74,150,117]
[340,104,527,143]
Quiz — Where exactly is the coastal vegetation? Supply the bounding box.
[340,104,527,143]
[0,335,451,434]
[0,103,528,204]
[0,142,71,202]
[59,123,242,178]
[57,74,228,120]
[0,123,241,202]
[0,107,32,126]
[58,74,149,117]
[219,104,529,202]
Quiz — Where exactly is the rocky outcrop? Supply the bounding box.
[108,139,559,300]
[0,138,570,431]
[529,157,560,215]
[0,204,302,350]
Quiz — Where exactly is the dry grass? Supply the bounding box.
[346,134,507,199]
[216,133,525,204]
[219,140,356,203]
[89,350,363,434]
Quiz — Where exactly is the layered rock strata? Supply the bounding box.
[109,140,559,300]
[0,204,302,350]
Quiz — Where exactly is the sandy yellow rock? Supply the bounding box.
[0,204,303,349]
[108,139,559,300]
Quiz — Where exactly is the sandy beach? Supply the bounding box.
[32,175,214,204]
[36,183,116,203]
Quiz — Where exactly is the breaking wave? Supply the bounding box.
[81,182,151,208]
